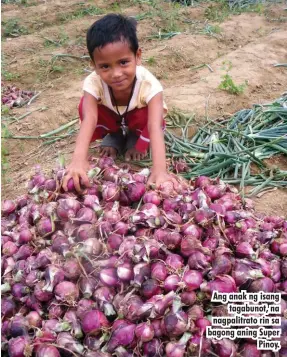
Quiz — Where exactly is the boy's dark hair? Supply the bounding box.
[87,14,138,60]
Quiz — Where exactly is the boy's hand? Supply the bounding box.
[147,170,179,190]
[62,159,90,193]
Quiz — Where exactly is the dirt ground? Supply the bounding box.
[1,0,287,216]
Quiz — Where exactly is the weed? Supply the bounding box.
[200,23,222,37]
[38,58,65,79]
[145,56,157,65]
[43,31,69,48]
[205,0,230,22]
[2,57,20,81]
[218,61,247,95]
[2,18,28,37]
[57,5,104,22]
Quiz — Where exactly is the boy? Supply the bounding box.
[63,14,175,193]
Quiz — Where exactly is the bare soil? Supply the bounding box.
[1,0,287,217]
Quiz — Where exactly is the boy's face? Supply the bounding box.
[92,41,141,94]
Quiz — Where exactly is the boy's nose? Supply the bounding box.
[112,67,122,79]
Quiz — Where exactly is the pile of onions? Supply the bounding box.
[1,157,286,357]
[2,85,36,108]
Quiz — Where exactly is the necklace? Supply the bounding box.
[109,77,136,136]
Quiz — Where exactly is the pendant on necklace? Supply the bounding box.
[121,117,128,136]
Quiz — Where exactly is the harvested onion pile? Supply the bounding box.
[1,84,36,108]
[1,157,286,357]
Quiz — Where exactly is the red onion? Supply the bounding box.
[151,262,168,281]
[104,201,121,224]
[72,207,96,224]
[148,291,175,317]
[2,199,16,216]
[1,297,16,318]
[102,182,120,202]
[79,276,98,299]
[81,309,110,335]
[8,336,31,357]
[25,311,42,328]
[63,309,83,339]
[77,237,102,256]
[37,217,55,236]
[188,250,210,271]
[143,191,161,205]
[11,283,30,299]
[76,298,96,320]
[54,281,79,303]
[48,300,65,319]
[165,332,191,357]
[164,210,182,225]
[143,338,163,357]
[35,345,60,357]
[181,291,196,306]
[133,262,151,286]
[182,270,203,291]
[75,223,97,242]
[93,286,116,316]
[248,277,275,292]
[98,156,115,169]
[106,321,136,352]
[9,315,28,337]
[125,182,145,202]
[57,332,84,355]
[43,265,65,292]
[18,228,33,244]
[63,258,81,280]
[240,343,262,357]
[107,233,123,252]
[135,322,155,342]
[99,268,118,287]
[34,281,54,302]
[201,275,237,294]
[213,338,237,357]
[166,254,184,270]
[195,317,211,333]
[181,223,202,239]
[56,198,81,220]
[208,254,233,278]
[142,279,162,298]
[194,176,212,188]
[2,241,18,256]
[164,274,180,292]
[117,262,134,282]
[14,244,33,261]
[114,221,129,235]
[164,310,188,337]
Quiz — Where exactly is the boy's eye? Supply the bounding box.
[100,64,109,69]
[120,60,129,65]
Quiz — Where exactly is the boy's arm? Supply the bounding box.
[147,92,176,187]
[62,92,98,193]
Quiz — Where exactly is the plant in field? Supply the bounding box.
[145,57,157,65]
[57,5,104,22]
[218,61,247,95]
[2,18,28,37]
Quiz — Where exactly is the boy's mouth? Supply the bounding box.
[112,79,126,86]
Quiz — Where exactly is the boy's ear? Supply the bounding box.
[136,48,142,65]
